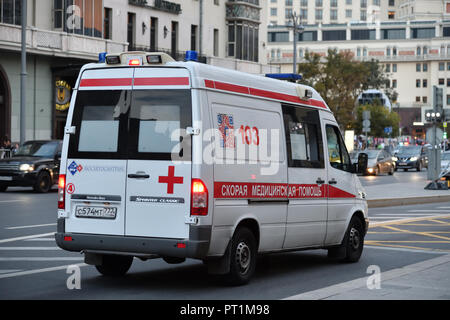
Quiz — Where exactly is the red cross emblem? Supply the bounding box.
[158,166,184,194]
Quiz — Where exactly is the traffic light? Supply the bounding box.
[425,110,442,123]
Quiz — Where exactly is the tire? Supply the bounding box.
[223,227,257,286]
[95,254,133,277]
[388,166,394,175]
[33,171,51,193]
[0,184,7,192]
[340,216,365,263]
[417,162,422,172]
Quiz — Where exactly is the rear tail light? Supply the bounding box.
[191,179,208,216]
[58,174,65,210]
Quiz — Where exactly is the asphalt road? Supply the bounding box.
[359,168,428,187]
[0,183,449,300]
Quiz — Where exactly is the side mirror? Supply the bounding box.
[355,152,368,174]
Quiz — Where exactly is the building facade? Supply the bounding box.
[0,0,275,143]
[267,0,450,139]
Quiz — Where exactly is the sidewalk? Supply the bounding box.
[365,181,450,208]
[285,254,450,300]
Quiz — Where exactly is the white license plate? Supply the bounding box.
[399,162,407,166]
[0,176,12,181]
[75,206,117,219]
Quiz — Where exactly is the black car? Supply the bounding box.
[0,140,62,192]
[395,145,428,172]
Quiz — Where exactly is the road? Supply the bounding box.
[0,173,449,300]
[359,168,428,187]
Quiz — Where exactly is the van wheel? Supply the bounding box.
[33,171,51,193]
[388,166,394,175]
[223,227,257,286]
[341,216,365,263]
[95,255,133,277]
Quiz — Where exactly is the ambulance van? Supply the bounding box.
[55,51,369,285]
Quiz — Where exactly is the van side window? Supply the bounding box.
[282,105,324,168]
[325,125,351,172]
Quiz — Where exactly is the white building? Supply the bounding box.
[0,0,276,142]
[266,0,450,140]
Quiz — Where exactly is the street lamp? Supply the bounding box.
[287,11,304,75]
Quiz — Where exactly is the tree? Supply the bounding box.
[354,104,400,138]
[298,49,397,130]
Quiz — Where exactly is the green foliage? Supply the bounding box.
[298,49,398,132]
[354,104,400,137]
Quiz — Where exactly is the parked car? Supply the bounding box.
[351,149,395,176]
[441,151,450,177]
[395,145,428,172]
[0,140,62,192]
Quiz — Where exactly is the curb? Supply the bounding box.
[367,194,450,208]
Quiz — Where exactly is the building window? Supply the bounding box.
[392,47,397,56]
[171,21,178,59]
[300,9,308,19]
[423,97,427,103]
[423,46,428,55]
[298,31,318,41]
[440,62,445,71]
[285,8,292,19]
[392,79,397,88]
[373,0,380,6]
[323,30,346,41]
[448,79,450,87]
[423,63,428,72]
[393,64,397,72]
[381,29,406,40]
[360,10,367,21]
[346,9,352,18]
[423,79,427,88]
[389,0,395,6]
[385,64,391,72]
[331,0,338,7]
[330,9,338,20]
[268,31,289,42]
[270,8,277,16]
[416,63,421,72]
[447,95,450,106]
[363,48,367,56]
[316,0,323,7]
[301,0,308,6]
[315,9,323,20]
[0,0,22,25]
[388,11,395,19]
[285,0,293,5]
[150,17,158,52]
[103,7,112,40]
[357,47,361,56]
[346,0,352,4]
[416,79,420,88]
[213,28,219,57]
[57,0,102,37]
[191,25,198,51]
[53,0,63,29]
[417,46,421,56]
[412,28,435,39]
[439,78,445,85]
[361,0,367,8]
[448,62,450,71]
[127,12,136,51]
[228,22,259,62]
[416,96,420,102]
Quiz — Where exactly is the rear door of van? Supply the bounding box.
[124,67,191,239]
[65,68,132,236]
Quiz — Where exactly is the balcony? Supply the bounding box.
[0,23,128,61]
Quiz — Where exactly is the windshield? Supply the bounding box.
[14,141,58,158]
[397,146,421,156]
[442,153,450,160]
[351,150,379,160]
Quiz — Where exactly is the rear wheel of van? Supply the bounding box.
[33,171,51,193]
[224,227,257,286]
[341,216,364,263]
[95,255,133,277]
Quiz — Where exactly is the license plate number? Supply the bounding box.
[399,162,407,166]
[0,176,12,181]
[75,206,117,219]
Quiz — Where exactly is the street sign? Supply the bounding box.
[362,120,371,128]
[426,127,443,145]
[384,127,392,134]
[362,111,370,120]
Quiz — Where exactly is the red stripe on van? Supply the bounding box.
[80,78,133,87]
[134,77,190,86]
[204,79,328,110]
[214,182,354,199]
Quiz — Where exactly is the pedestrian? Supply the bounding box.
[1,136,12,158]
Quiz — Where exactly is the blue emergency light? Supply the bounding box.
[265,73,302,82]
[98,52,107,63]
[185,50,198,62]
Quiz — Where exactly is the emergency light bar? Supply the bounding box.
[103,52,175,66]
[265,73,303,82]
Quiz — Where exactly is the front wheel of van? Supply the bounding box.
[95,255,133,277]
[341,217,365,263]
[224,227,257,286]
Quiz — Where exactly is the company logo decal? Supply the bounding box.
[68,161,83,176]
[217,113,235,148]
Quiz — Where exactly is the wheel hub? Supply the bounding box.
[236,242,251,273]
[349,228,360,250]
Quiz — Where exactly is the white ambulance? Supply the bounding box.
[55,51,369,285]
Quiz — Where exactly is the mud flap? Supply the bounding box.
[206,242,231,275]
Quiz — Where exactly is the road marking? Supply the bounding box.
[408,210,450,213]
[5,223,56,230]
[23,238,55,242]
[0,257,83,261]
[0,200,26,204]
[283,254,450,300]
[369,214,450,227]
[0,247,60,250]
[0,233,54,244]
[365,245,446,255]
[382,225,450,241]
[0,263,87,280]
[365,241,450,252]
[376,213,446,216]
[0,269,22,274]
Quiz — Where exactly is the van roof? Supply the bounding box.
[76,58,330,113]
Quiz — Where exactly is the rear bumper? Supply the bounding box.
[55,219,211,260]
